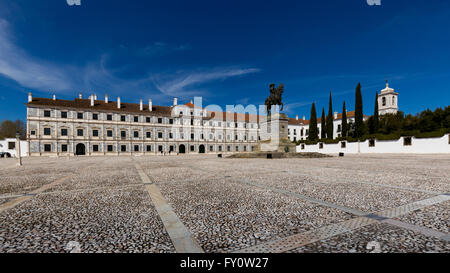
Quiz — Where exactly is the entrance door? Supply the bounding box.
[75,143,86,156]
[179,144,186,154]
[199,145,206,154]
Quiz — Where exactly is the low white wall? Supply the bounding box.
[297,134,450,154]
[0,139,28,157]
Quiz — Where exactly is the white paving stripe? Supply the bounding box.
[235,194,450,253]
[134,163,204,253]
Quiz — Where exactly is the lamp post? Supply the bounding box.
[16,132,22,166]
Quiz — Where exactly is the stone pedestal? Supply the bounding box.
[257,113,296,153]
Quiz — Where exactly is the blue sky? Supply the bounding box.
[0,0,450,121]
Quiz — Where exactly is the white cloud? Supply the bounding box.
[0,19,77,92]
[152,67,260,98]
[0,18,260,103]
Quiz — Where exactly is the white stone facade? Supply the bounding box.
[378,81,399,115]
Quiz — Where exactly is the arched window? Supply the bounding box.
[382,97,386,106]
[392,96,395,105]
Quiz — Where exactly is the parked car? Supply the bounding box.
[0,152,12,158]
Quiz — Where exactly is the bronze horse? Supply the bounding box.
[265,83,284,116]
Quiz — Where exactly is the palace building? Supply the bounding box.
[26,93,260,156]
[25,82,398,156]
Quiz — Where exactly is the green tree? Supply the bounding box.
[341,101,348,137]
[308,103,319,141]
[326,92,334,139]
[321,107,326,139]
[354,83,364,138]
[374,92,379,133]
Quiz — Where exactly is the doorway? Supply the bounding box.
[75,143,86,156]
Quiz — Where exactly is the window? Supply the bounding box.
[77,129,84,136]
[337,125,342,132]
[301,144,305,150]
[107,130,113,137]
[210,146,214,152]
[93,145,99,152]
[8,142,15,149]
[93,130,99,137]
[191,134,194,140]
[158,132,163,139]
[319,143,324,149]
[218,122,222,127]
[236,146,239,152]
[169,133,173,139]
[134,131,139,138]
[108,145,113,152]
[218,146,222,152]
[93,113,98,120]
[121,131,126,138]
[146,132,151,138]
[107,114,113,121]
[158,118,163,124]
[392,96,395,105]
[61,144,68,152]
[235,135,238,141]
[77,112,83,119]
[369,139,375,147]
[134,116,139,122]
[341,142,346,148]
[61,129,68,136]
[169,119,174,125]
[44,144,51,152]
[159,145,164,152]
[61,112,68,119]
[134,145,139,152]
[244,146,247,152]
[146,145,152,152]
[191,119,194,126]
[146,117,151,123]
[190,145,195,152]
[227,146,231,152]
[44,110,51,117]
[44,128,51,136]
[31,130,36,136]
[121,145,127,152]
[121,115,126,122]
[403,137,412,146]
[382,97,386,106]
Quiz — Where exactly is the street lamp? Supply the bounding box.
[16,131,22,166]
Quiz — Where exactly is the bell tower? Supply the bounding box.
[378,80,399,115]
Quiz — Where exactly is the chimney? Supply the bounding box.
[173,97,178,106]
[334,111,338,119]
[117,97,121,109]
[79,93,82,99]
[303,115,306,120]
[296,115,299,121]
[149,98,153,112]
[140,99,143,111]
[52,94,56,101]
[90,95,95,107]
[105,94,109,103]
[28,92,33,103]
[94,94,97,100]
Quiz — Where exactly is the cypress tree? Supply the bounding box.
[342,101,348,138]
[321,107,327,139]
[308,103,319,141]
[374,92,379,133]
[354,83,364,138]
[326,92,334,139]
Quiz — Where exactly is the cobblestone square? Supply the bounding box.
[0,154,449,253]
